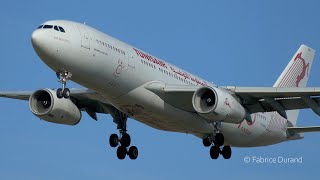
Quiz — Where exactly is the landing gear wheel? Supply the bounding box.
[210,146,220,159]
[116,146,127,160]
[57,88,63,99]
[202,137,211,147]
[128,146,138,160]
[109,134,119,148]
[121,133,131,147]
[63,88,70,99]
[221,146,232,159]
[214,133,224,147]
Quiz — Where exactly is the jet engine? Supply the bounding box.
[29,89,81,125]
[192,86,245,124]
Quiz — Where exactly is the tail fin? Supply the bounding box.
[273,44,315,125]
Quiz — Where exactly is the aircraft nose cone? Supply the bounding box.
[31,30,42,49]
[31,30,50,58]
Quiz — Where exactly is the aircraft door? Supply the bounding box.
[77,25,91,55]
[127,48,135,70]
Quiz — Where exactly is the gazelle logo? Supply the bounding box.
[224,98,231,108]
[294,52,309,87]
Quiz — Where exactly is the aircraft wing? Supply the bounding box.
[225,86,320,117]
[0,88,113,120]
[145,82,198,112]
[287,126,320,133]
[0,91,33,101]
[145,82,320,117]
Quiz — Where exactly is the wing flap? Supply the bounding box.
[246,97,314,113]
[225,86,320,98]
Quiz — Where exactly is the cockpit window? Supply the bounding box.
[43,25,53,29]
[37,24,65,33]
[54,26,60,31]
[58,26,65,33]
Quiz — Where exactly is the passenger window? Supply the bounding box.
[54,26,60,31]
[59,26,66,33]
[43,25,53,29]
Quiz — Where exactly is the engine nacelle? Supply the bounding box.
[192,86,245,124]
[29,89,81,125]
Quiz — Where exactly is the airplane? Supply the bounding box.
[1,20,320,160]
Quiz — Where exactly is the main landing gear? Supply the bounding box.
[56,71,72,99]
[109,131,138,160]
[202,123,232,160]
[107,107,138,160]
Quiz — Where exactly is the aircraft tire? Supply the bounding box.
[214,133,224,147]
[210,146,220,159]
[109,134,119,147]
[117,146,127,160]
[202,137,211,147]
[221,146,232,159]
[121,133,131,147]
[57,88,63,99]
[63,88,70,99]
[128,146,138,160]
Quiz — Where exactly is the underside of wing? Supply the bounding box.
[225,86,320,118]
[0,91,33,100]
[0,88,114,120]
[145,81,198,112]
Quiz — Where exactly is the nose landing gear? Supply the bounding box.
[56,71,72,99]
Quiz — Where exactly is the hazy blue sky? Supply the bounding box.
[1,0,320,179]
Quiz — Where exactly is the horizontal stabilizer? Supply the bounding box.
[288,126,320,133]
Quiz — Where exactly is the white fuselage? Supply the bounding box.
[31,20,292,147]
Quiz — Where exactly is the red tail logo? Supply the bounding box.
[294,52,309,87]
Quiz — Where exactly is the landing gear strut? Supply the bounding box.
[203,122,232,160]
[56,71,72,99]
[106,107,138,160]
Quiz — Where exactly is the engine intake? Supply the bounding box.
[192,86,245,124]
[29,89,81,125]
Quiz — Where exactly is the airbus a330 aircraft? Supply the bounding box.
[1,20,320,160]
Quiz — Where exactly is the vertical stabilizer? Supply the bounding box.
[273,44,315,125]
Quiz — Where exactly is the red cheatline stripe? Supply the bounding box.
[288,62,303,87]
[279,60,300,87]
[284,61,302,87]
[278,59,298,87]
[283,62,302,87]
[278,63,293,87]
[281,61,297,87]
[292,63,304,87]
[285,61,302,87]
[277,62,294,87]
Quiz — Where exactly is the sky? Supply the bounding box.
[1,0,320,179]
